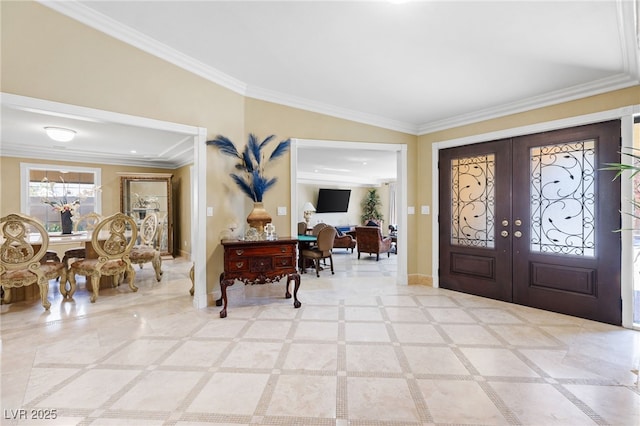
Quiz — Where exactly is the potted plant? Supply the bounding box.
[207,133,290,231]
[360,188,384,225]
[604,148,640,235]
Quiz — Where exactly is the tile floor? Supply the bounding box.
[1,252,639,425]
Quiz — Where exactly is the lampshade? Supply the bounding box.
[303,202,316,212]
[44,127,76,142]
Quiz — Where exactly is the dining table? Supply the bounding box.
[29,232,91,260]
[296,234,317,244]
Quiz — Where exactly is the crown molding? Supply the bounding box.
[36,0,418,135]
[37,0,247,96]
[0,146,190,170]
[417,73,639,135]
[417,0,640,135]
[244,86,419,135]
[37,0,640,139]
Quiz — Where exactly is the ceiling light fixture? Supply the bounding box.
[44,127,76,142]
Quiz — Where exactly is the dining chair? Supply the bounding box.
[67,212,138,303]
[60,213,103,295]
[62,212,103,266]
[311,222,329,237]
[297,221,307,236]
[0,213,66,310]
[129,212,162,281]
[300,225,337,277]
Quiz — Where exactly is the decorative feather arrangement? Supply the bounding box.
[207,133,291,202]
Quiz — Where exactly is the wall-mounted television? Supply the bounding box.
[316,188,351,213]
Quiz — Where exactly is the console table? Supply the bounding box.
[217,238,301,318]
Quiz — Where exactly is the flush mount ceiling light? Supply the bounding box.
[44,126,76,142]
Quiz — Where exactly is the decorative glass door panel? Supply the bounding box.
[451,154,495,249]
[530,140,596,257]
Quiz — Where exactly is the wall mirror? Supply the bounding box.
[120,173,173,256]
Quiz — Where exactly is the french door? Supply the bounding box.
[439,120,622,325]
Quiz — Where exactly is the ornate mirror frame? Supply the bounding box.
[119,173,173,256]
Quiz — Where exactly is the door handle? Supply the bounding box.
[501,230,509,238]
[514,230,522,238]
[514,219,522,227]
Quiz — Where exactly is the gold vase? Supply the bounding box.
[246,202,272,232]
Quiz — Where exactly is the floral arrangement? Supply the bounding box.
[206,133,290,202]
[133,193,159,208]
[40,176,99,215]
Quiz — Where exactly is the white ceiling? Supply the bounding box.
[1,96,196,168]
[2,0,638,179]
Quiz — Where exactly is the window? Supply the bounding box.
[20,163,102,232]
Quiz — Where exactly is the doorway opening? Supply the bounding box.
[290,139,408,284]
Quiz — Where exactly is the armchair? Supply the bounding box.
[355,226,392,261]
[67,212,138,303]
[0,213,66,310]
[333,232,356,252]
[62,212,103,268]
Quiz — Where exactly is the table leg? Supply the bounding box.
[288,273,301,308]
[217,273,235,318]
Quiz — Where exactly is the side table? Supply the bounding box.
[218,238,301,318]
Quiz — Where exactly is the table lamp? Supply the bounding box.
[303,202,316,226]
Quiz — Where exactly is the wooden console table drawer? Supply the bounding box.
[227,244,294,260]
[218,238,301,318]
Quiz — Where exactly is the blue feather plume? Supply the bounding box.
[269,139,291,161]
[259,135,276,150]
[241,148,255,172]
[206,135,240,158]
[251,170,267,202]
[230,174,256,201]
[262,177,277,195]
[207,133,290,202]
[248,134,262,166]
